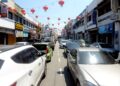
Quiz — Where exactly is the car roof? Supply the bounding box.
[78,47,100,52]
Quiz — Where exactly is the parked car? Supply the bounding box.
[64,41,80,58]
[15,42,30,45]
[43,37,55,50]
[33,42,53,62]
[59,39,69,49]
[67,47,120,86]
[0,45,46,86]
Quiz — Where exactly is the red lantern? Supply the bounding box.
[47,17,50,20]
[43,6,48,11]
[35,15,38,18]
[31,8,35,14]
[8,7,12,11]
[52,24,54,26]
[21,9,26,15]
[77,16,81,20]
[68,18,70,20]
[13,8,17,13]
[58,18,61,21]
[58,0,64,7]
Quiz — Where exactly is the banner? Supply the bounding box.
[0,3,7,17]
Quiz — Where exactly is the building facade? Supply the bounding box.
[70,0,120,51]
[0,0,40,44]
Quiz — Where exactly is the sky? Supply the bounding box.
[15,0,93,29]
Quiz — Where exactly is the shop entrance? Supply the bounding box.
[0,32,8,45]
[88,29,98,43]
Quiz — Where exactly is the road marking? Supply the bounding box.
[58,58,61,63]
[59,68,63,76]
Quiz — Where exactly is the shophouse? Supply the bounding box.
[111,0,120,51]
[73,10,86,40]
[0,1,15,45]
[0,0,40,44]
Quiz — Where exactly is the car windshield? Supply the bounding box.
[78,51,115,64]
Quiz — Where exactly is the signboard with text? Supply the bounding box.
[0,3,7,17]
[15,23,23,31]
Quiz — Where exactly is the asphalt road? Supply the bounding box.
[40,42,75,86]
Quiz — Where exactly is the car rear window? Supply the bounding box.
[79,51,115,64]
[0,59,4,69]
[33,44,47,50]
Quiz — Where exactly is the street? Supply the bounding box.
[40,42,75,86]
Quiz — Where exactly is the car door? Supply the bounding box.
[11,49,36,86]
[28,48,43,85]
[70,49,78,79]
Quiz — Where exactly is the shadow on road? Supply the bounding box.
[62,52,67,59]
[63,67,75,86]
[57,66,75,86]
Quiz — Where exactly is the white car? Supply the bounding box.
[0,45,46,86]
[67,47,120,86]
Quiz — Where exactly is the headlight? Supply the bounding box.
[83,81,97,86]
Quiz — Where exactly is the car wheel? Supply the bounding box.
[76,81,80,86]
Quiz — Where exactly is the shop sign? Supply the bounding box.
[0,3,7,17]
[1,0,8,2]
[15,30,23,37]
[15,23,23,30]
[98,23,113,34]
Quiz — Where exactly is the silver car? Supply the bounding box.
[67,47,120,86]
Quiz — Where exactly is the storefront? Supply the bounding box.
[98,23,114,45]
[87,28,98,43]
[23,26,29,41]
[0,28,15,45]
[15,22,23,42]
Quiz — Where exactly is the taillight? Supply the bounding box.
[11,82,17,86]
[46,48,48,53]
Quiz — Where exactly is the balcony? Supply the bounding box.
[98,11,113,22]
[74,25,85,33]
[97,11,115,26]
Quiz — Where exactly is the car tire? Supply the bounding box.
[76,81,80,86]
